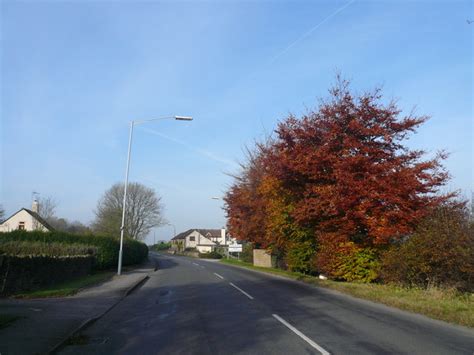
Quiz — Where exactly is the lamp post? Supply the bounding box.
[117,115,193,275]
[166,223,176,238]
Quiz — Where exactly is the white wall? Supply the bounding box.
[185,230,200,248]
[0,210,49,232]
[196,245,212,253]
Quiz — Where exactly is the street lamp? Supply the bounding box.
[165,223,176,238]
[117,115,193,275]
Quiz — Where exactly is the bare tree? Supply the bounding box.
[93,182,164,240]
[37,196,58,222]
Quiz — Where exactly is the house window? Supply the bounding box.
[190,236,195,241]
[18,222,25,230]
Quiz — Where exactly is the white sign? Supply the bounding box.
[228,243,242,253]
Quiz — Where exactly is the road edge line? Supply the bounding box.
[272,314,330,355]
[229,282,254,300]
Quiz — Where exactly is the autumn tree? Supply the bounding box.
[267,78,451,277]
[224,147,269,248]
[225,77,452,280]
[93,182,164,241]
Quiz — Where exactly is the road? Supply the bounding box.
[60,253,474,355]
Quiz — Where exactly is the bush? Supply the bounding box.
[0,254,94,295]
[285,240,316,274]
[0,230,148,270]
[381,206,474,291]
[240,243,254,263]
[316,238,380,282]
[150,242,171,251]
[0,241,97,257]
[331,246,380,282]
[199,251,223,259]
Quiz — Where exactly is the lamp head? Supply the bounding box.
[175,116,193,121]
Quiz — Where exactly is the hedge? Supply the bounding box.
[0,230,148,270]
[199,251,223,259]
[0,241,97,257]
[0,254,94,295]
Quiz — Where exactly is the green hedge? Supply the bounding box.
[0,254,94,295]
[199,251,223,259]
[0,230,148,270]
[0,241,97,257]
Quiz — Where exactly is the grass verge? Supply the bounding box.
[13,271,115,299]
[0,314,21,329]
[220,258,474,328]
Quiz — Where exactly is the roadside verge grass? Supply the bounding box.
[13,271,115,299]
[220,258,474,328]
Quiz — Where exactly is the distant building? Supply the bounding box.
[171,229,233,253]
[0,200,54,232]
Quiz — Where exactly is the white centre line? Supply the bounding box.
[192,262,199,266]
[272,314,330,355]
[214,272,224,280]
[229,282,254,300]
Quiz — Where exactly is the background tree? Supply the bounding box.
[0,204,4,222]
[93,182,164,241]
[37,196,58,222]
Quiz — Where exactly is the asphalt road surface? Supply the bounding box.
[60,253,474,355]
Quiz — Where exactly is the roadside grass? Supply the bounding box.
[13,271,115,299]
[220,258,474,328]
[0,314,21,329]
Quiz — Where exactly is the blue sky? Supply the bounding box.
[1,0,472,244]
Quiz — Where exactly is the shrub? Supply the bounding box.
[150,242,171,251]
[285,240,316,274]
[199,251,222,259]
[0,254,94,295]
[331,246,380,282]
[316,238,380,282]
[240,243,254,263]
[0,230,148,270]
[380,205,474,291]
[0,241,97,257]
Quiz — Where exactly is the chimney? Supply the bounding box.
[221,228,226,245]
[32,200,39,213]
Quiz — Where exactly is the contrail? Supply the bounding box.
[139,127,239,169]
[269,0,356,65]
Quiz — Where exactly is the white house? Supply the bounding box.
[0,200,53,232]
[171,229,233,253]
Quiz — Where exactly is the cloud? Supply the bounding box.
[139,127,240,169]
[268,0,357,64]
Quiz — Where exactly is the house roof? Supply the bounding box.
[171,229,223,241]
[0,208,55,231]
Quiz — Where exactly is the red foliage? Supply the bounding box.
[268,79,451,247]
[225,77,452,278]
[224,147,269,247]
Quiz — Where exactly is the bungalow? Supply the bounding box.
[171,229,231,253]
[0,200,54,232]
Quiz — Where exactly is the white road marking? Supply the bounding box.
[214,272,224,279]
[229,282,254,300]
[272,314,330,355]
[192,262,199,266]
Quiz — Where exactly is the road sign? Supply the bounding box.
[228,243,242,253]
